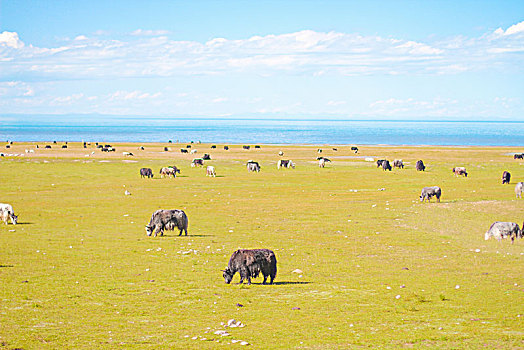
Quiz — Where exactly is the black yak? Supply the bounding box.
[222,249,277,285]
[502,171,511,184]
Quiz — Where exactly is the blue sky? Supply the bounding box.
[0,0,523,120]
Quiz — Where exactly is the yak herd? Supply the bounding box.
[135,147,524,284]
[2,143,521,285]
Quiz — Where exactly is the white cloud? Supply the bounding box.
[131,29,170,36]
[494,20,524,36]
[0,31,24,48]
[1,22,522,81]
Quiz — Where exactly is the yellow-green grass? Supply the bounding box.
[1,142,523,349]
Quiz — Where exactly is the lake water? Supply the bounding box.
[1,119,524,146]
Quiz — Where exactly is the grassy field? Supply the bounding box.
[1,142,523,349]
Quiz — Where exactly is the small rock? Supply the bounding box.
[455,285,460,289]
[236,303,244,307]
[240,341,249,345]
[292,269,303,274]
[395,295,401,299]
[292,307,301,310]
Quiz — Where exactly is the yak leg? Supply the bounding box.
[262,275,267,285]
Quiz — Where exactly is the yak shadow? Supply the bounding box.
[160,234,213,238]
[0,265,14,268]
[246,281,312,286]
[13,222,33,225]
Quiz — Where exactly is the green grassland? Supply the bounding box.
[1,143,523,349]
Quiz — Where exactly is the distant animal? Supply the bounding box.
[382,160,392,171]
[255,145,261,149]
[351,146,358,153]
[45,145,51,149]
[224,146,229,150]
[0,203,18,225]
[277,159,295,169]
[139,146,144,150]
[123,151,133,156]
[5,145,10,149]
[62,145,67,149]
[515,182,523,199]
[202,153,211,160]
[140,168,153,178]
[206,165,216,177]
[452,167,468,177]
[211,145,217,149]
[243,145,251,150]
[278,151,284,156]
[190,149,197,154]
[160,167,179,178]
[393,159,404,169]
[247,161,261,172]
[514,153,523,159]
[416,160,426,171]
[180,149,188,153]
[317,149,322,153]
[222,249,277,285]
[145,209,188,237]
[318,157,331,168]
[502,171,511,184]
[186,145,192,148]
[376,160,385,168]
[191,158,204,167]
[332,148,338,151]
[420,186,441,203]
[485,222,522,243]
[164,147,170,152]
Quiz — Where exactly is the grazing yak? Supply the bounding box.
[145,209,188,237]
[453,167,468,177]
[420,186,441,203]
[247,161,261,172]
[393,159,404,169]
[382,160,392,171]
[514,153,523,159]
[206,165,216,177]
[243,145,251,150]
[351,146,358,153]
[191,158,204,167]
[485,222,522,243]
[515,182,523,199]
[140,168,153,178]
[222,249,277,285]
[180,148,188,153]
[0,203,18,225]
[376,159,385,168]
[318,157,331,168]
[416,160,425,171]
[224,146,229,150]
[502,171,511,184]
[277,159,295,169]
[202,153,211,160]
[159,167,180,178]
